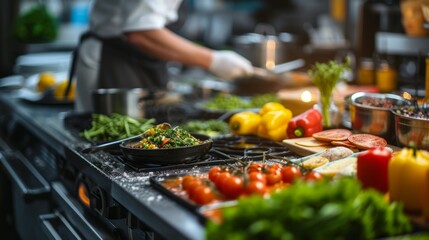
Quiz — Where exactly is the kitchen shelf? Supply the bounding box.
[375,32,429,56]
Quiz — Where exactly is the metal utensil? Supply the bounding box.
[252,58,305,80]
[272,58,305,74]
[81,135,142,154]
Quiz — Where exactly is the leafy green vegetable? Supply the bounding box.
[203,93,279,111]
[308,60,350,127]
[13,5,58,43]
[206,178,412,240]
[180,120,229,137]
[80,113,155,142]
[203,94,250,111]
[249,93,279,108]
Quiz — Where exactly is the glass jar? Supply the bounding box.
[376,61,397,93]
[314,95,340,128]
[357,58,375,85]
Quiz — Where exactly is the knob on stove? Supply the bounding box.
[75,174,106,216]
[90,185,107,216]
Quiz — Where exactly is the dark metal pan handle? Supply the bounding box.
[0,151,50,203]
[81,135,141,154]
[39,211,82,240]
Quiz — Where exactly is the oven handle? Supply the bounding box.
[0,151,51,202]
[39,211,82,240]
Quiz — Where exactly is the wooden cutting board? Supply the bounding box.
[282,137,401,157]
[282,137,337,156]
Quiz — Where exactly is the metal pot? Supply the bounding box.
[92,88,164,119]
[392,106,429,150]
[233,24,300,69]
[349,92,411,144]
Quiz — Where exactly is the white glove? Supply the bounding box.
[209,50,254,81]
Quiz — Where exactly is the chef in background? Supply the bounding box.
[73,0,253,112]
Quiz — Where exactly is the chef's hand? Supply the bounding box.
[209,50,253,81]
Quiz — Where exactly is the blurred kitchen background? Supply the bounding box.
[1,0,429,96]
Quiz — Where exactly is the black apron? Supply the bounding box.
[65,32,168,100]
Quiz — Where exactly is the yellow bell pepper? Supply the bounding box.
[259,102,286,115]
[258,109,292,141]
[388,148,429,217]
[229,111,261,135]
[257,124,270,140]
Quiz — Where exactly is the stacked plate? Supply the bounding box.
[14,52,72,77]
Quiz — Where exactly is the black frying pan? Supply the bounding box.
[81,123,213,165]
[119,133,213,165]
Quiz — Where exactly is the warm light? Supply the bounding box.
[402,92,412,100]
[301,90,312,102]
[265,39,276,70]
[78,183,91,207]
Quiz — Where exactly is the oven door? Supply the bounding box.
[0,150,51,240]
[0,148,118,240]
[49,181,121,240]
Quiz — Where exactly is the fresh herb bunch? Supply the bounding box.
[13,5,58,43]
[80,114,155,142]
[206,178,412,240]
[308,60,350,127]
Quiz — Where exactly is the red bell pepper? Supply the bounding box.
[287,109,323,138]
[357,147,392,193]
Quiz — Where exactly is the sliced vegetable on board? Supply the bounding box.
[348,133,387,149]
[312,128,352,142]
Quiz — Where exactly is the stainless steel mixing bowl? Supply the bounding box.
[349,92,411,143]
[392,106,429,150]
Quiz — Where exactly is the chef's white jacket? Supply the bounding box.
[75,0,182,112]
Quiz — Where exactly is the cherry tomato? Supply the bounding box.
[192,185,215,205]
[248,172,266,184]
[220,176,244,199]
[214,172,231,191]
[245,181,267,196]
[269,163,283,171]
[208,167,222,182]
[266,172,282,186]
[181,175,195,190]
[281,166,302,184]
[247,163,263,173]
[186,179,203,197]
[304,171,323,182]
